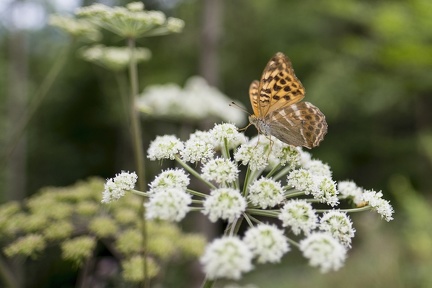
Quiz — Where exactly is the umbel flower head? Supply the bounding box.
[49,14,101,42]
[104,123,394,280]
[137,77,246,125]
[75,2,184,39]
[80,45,151,71]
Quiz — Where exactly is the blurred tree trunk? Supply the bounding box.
[4,2,29,287]
[199,0,223,87]
[6,21,27,204]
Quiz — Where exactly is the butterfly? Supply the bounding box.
[248,52,327,149]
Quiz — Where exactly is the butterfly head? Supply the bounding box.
[249,115,271,137]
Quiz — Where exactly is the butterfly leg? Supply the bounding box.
[237,123,252,132]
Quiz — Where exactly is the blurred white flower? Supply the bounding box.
[75,2,184,38]
[287,169,317,195]
[202,158,239,185]
[304,159,332,178]
[102,171,137,203]
[299,232,347,273]
[338,180,365,206]
[145,188,192,222]
[147,135,184,160]
[201,236,253,280]
[234,140,268,171]
[313,176,339,207]
[148,168,190,193]
[247,178,284,209]
[319,211,356,247]
[243,224,290,263]
[80,45,151,71]
[203,188,246,223]
[137,77,246,126]
[362,189,394,221]
[210,123,247,149]
[279,200,318,235]
[181,130,215,163]
[50,14,101,41]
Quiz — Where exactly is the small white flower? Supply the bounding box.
[271,142,301,169]
[279,200,318,235]
[243,224,290,263]
[287,169,317,195]
[200,236,253,280]
[362,189,394,221]
[338,181,365,206]
[147,135,184,160]
[299,232,347,273]
[202,158,239,185]
[145,188,192,222]
[319,211,356,248]
[203,188,246,223]
[304,159,332,178]
[234,142,268,171]
[297,147,312,167]
[102,171,137,203]
[148,168,189,193]
[166,17,185,32]
[247,178,284,209]
[210,123,246,149]
[126,2,144,11]
[313,176,339,207]
[181,130,215,163]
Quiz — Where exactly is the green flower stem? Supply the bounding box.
[175,156,216,189]
[242,166,252,196]
[127,37,148,288]
[286,237,300,248]
[222,138,230,159]
[284,190,305,198]
[191,199,204,204]
[243,213,254,228]
[130,189,148,197]
[316,205,372,213]
[265,163,282,178]
[272,166,292,181]
[246,209,279,218]
[189,207,203,212]
[201,279,215,288]
[187,189,208,198]
[247,214,263,225]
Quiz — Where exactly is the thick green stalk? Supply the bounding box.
[127,38,148,288]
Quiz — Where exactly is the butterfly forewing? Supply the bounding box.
[248,52,328,149]
[258,52,305,116]
[249,80,260,117]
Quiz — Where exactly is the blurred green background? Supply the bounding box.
[1,0,432,287]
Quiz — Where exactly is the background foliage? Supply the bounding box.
[1,0,432,287]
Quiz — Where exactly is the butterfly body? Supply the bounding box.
[249,52,327,149]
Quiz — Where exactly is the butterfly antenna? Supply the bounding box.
[229,101,250,115]
[229,102,252,131]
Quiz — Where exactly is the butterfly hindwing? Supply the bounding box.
[267,102,328,149]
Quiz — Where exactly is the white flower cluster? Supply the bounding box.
[49,15,101,41]
[102,171,137,203]
[136,77,246,125]
[75,2,184,38]
[104,123,394,280]
[80,45,151,71]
